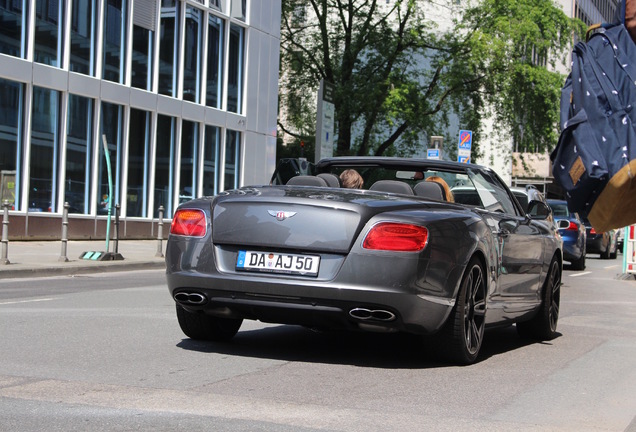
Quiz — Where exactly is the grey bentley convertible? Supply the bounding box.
[166,157,563,364]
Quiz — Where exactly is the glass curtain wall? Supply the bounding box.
[227,24,244,113]
[103,0,127,83]
[154,114,175,217]
[159,0,178,96]
[224,129,241,190]
[179,120,198,203]
[127,108,150,217]
[70,0,95,75]
[34,0,63,66]
[0,0,27,57]
[0,79,23,209]
[203,125,219,196]
[99,102,123,214]
[206,15,224,108]
[182,5,202,103]
[65,94,93,214]
[29,87,60,213]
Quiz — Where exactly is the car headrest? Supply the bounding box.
[369,180,414,195]
[286,175,329,187]
[414,181,445,201]
[317,173,342,188]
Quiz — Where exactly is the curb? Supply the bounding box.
[0,261,166,279]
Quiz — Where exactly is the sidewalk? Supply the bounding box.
[0,239,166,278]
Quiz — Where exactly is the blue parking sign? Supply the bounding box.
[458,130,472,150]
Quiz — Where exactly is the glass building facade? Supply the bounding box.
[0,0,280,238]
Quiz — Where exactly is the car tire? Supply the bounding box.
[570,248,586,271]
[517,258,561,340]
[176,304,242,341]
[600,242,611,259]
[437,257,486,365]
[609,244,618,260]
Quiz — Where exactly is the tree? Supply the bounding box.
[278,0,583,160]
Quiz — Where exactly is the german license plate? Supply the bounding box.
[236,250,320,276]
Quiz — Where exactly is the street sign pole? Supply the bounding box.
[457,130,473,163]
[102,135,113,254]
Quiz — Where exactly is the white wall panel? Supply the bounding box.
[68,73,101,98]
[129,87,158,111]
[33,63,68,91]
[0,55,32,83]
[245,29,262,132]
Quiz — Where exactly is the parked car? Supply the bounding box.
[583,217,618,259]
[617,228,625,252]
[510,185,554,226]
[166,157,563,365]
[547,199,587,270]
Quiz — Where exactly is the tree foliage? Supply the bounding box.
[278,0,583,160]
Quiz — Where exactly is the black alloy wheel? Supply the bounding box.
[517,258,561,340]
[439,257,487,365]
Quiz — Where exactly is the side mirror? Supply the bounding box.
[527,200,551,220]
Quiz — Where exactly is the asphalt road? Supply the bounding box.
[1,256,635,431]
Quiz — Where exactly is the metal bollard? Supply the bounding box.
[156,205,164,258]
[114,204,120,254]
[1,200,10,265]
[58,202,69,262]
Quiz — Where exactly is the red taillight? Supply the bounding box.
[590,227,597,234]
[363,223,428,252]
[566,221,578,231]
[170,209,207,237]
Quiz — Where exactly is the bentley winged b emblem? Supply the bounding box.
[268,210,297,221]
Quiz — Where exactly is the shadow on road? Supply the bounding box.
[176,324,555,368]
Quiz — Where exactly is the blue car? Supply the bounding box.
[547,199,587,270]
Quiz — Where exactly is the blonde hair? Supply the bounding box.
[340,169,364,189]
[426,176,454,202]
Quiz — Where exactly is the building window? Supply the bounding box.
[30,87,60,213]
[131,24,153,90]
[99,102,123,214]
[224,129,241,190]
[0,79,23,210]
[70,0,96,75]
[154,114,175,217]
[159,0,179,96]
[179,120,198,202]
[65,94,93,214]
[0,1,27,58]
[206,14,224,108]
[230,0,246,22]
[203,125,219,196]
[182,5,202,103]
[102,0,127,83]
[127,108,150,217]
[34,0,63,67]
[227,24,244,113]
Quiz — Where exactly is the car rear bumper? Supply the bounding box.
[167,276,454,335]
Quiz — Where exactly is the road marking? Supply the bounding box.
[569,271,592,277]
[0,298,54,306]
[604,265,620,269]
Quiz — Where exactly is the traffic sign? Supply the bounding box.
[427,149,440,160]
[458,130,472,150]
[458,155,470,163]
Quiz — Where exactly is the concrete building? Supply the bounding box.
[0,0,281,239]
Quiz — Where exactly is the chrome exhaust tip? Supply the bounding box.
[349,308,396,322]
[174,292,207,305]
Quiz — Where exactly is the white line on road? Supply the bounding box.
[569,271,592,277]
[0,298,54,306]
[604,265,620,269]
